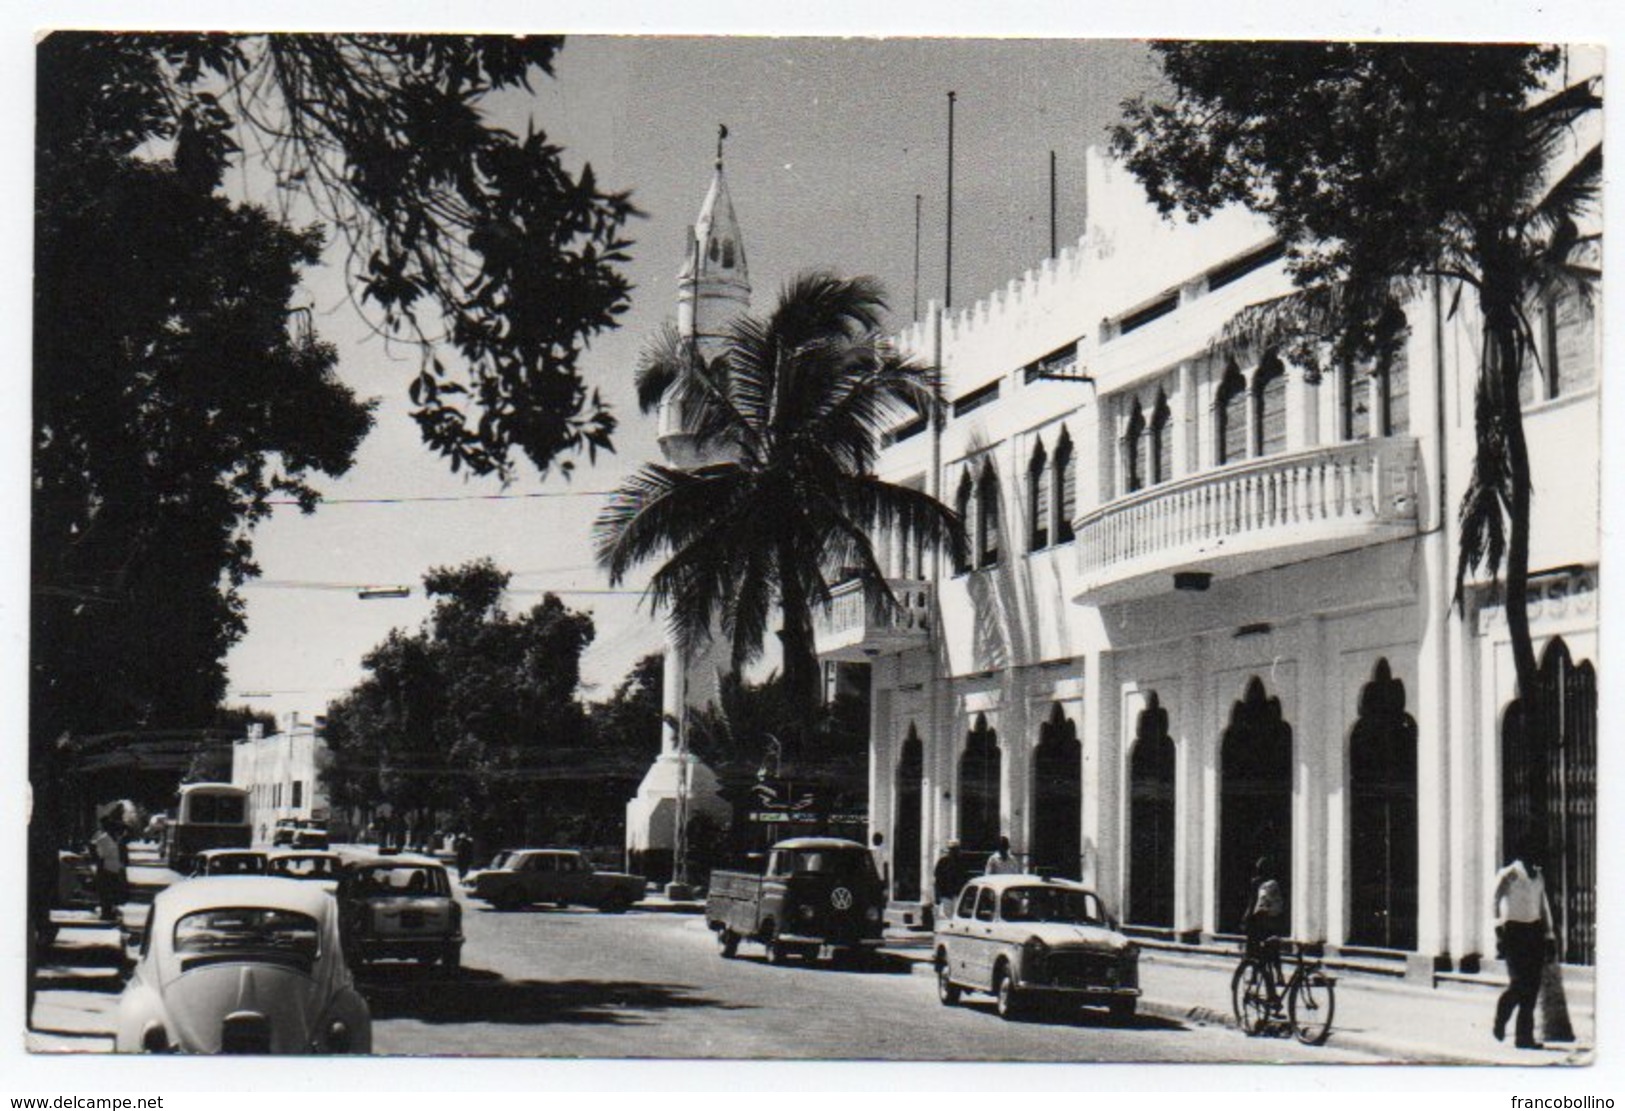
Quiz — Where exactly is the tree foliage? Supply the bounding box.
[34,35,376,757]
[585,652,665,762]
[1111,43,1601,699]
[40,31,637,479]
[595,272,966,721]
[321,560,597,847]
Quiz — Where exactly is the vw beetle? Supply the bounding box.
[114,876,371,1054]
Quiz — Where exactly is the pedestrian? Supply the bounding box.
[1243,854,1287,1004]
[933,840,966,922]
[870,830,889,892]
[90,814,127,922]
[984,834,1021,876]
[455,831,474,879]
[1492,838,1556,1049]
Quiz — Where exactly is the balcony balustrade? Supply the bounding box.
[813,578,933,661]
[1074,436,1420,604]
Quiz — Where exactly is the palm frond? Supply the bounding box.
[633,321,697,415]
[592,461,747,584]
[1521,141,1601,244]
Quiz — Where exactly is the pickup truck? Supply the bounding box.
[705,837,886,965]
[465,849,645,913]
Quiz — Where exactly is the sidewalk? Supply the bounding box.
[878,931,1593,1066]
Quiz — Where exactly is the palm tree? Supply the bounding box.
[595,271,964,725]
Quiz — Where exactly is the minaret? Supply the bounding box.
[625,130,746,885]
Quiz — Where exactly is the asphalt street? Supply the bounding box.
[357,901,1373,1062]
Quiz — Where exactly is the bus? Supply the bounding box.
[163,783,251,872]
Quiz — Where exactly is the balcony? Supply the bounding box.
[1073,437,1420,605]
[814,578,933,662]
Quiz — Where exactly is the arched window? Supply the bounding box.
[1219,677,1294,934]
[1150,390,1173,485]
[953,470,974,574]
[1342,363,1372,441]
[1216,361,1248,465]
[893,727,924,901]
[1123,400,1146,494]
[977,461,1001,569]
[1027,440,1050,551]
[1377,347,1410,436]
[1348,659,1418,950]
[1031,704,1082,879]
[1053,429,1076,544]
[1129,693,1176,927]
[1253,354,1287,456]
[959,714,1002,854]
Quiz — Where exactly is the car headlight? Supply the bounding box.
[864,906,880,922]
[327,1019,352,1053]
[140,1021,170,1054]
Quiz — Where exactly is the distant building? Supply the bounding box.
[831,99,1599,978]
[232,712,329,844]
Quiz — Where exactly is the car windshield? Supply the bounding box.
[269,855,338,881]
[352,864,449,896]
[488,852,514,871]
[174,907,319,971]
[204,854,265,875]
[783,849,877,879]
[999,886,1104,925]
[187,794,245,824]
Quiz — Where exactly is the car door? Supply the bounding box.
[967,885,1001,989]
[556,855,591,902]
[944,884,981,983]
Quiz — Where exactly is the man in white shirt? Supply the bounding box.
[985,835,1020,876]
[1492,840,1556,1049]
[90,814,126,922]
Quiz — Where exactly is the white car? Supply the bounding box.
[114,876,371,1054]
[933,874,1140,1021]
[192,848,269,877]
[266,850,343,894]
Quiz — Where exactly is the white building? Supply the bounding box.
[232,713,330,844]
[827,131,1598,976]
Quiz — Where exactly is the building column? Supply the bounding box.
[1175,633,1207,942]
[1174,360,1197,478]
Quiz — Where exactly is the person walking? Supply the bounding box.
[454,832,474,879]
[984,834,1021,876]
[1492,840,1556,1049]
[933,840,966,921]
[90,814,127,922]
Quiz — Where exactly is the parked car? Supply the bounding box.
[272,820,329,850]
[114,876,371,1054]
[465,849,645,913]
[705,837,885,965]
[336,853,462,969]
[192,848,269,878]
[266,850,343,893]
[933,874,1140,1021]
[271,819,301,847]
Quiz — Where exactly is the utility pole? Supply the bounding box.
[945,91,956,309]
[1049,149,1058,260]
[913,193,922,323]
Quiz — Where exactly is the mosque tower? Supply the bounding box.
[624,130,746,884]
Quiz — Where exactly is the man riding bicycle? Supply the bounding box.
[1243,855,1286,1007]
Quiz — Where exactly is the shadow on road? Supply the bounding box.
[357,965,754,1027]
[957,1000,1189,1033]
[729,952,917,977]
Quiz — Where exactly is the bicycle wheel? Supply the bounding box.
[1287,968,1336,1046]
[1231,959,1272,1036]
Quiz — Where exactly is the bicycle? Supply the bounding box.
[1230,938,1337,1045]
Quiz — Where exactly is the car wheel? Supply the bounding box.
[718,929,740,959]
[598,898,629,914]
[441,945,461,971]
[765,925,790,966]
[1109,996,1137,1024]
[935,956,961,1006]
[994,964,1025,1021]
[555,900,570,909]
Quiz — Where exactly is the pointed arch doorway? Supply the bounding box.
[1129,693,1176,928]
[893,727,923,901]
[1218,677,1294,935]
[1347,659,1418,950]
[1502,638,1596,965]
[1030,704,1081,879]
[959,714,1001,855]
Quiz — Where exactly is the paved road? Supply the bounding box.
[359,902,1373,1062]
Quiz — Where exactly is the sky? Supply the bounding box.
[222,37,1163,722]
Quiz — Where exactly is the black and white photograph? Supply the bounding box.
[11,4,1614,1092]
